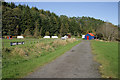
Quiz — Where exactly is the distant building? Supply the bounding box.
[85,33,94,40]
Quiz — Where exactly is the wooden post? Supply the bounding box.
[2,42,4,49]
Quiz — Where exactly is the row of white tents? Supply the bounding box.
[17,36,69,39]
[16,36,59,39]
[44,35,69,40]
[43,36,58,39]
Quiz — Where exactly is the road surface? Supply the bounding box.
[25,40,101,78]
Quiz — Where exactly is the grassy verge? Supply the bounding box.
[91,40,118,78]
[2,39,80,78]
[2,38,55,48]
[0,39,2,80]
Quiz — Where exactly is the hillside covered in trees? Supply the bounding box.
[2,2,119,41]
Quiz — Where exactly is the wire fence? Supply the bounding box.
[2,38,58,48]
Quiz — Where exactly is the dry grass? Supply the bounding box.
[52,40,67,48]
[66,38,76,43]
[9,38,77,56]
[2,38,80,78]
[35,43,45,49]
[12,47,26,56]
[44,45,54,51]
[52,38,76,48]
[35,42,54,51]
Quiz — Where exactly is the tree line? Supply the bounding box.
[2,2,119,41]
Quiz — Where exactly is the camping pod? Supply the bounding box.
[85,33,94,40]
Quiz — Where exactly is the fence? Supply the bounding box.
[10,42,25,46]
[2,38,56,48]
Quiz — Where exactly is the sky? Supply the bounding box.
[4,0,120,2]
[6,1,118,25]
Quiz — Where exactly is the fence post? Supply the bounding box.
[10,42,12,46]
[2,42,4,48]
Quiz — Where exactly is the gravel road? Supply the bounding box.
[25,40,101,78]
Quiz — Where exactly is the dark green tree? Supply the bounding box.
[34,20,40,38]
[45,31,50,36]
[24,29,31,37]
[39,27,43,38]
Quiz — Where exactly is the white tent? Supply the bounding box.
[43,36,50,38]
[61,35,68,40]
[82,35,85,39]
[51,36,58,38]
[17,36,24,39]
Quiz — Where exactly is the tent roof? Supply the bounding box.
[88,33,94,36]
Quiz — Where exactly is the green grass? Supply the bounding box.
[91,40,118,78]
[0,39,1,79]
[2,38,55,48]
[2,38,80,78]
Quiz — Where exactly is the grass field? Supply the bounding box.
[0,39,2,79]
[2,38,80,78]
[91,40,118,78]
[2,38,55,48]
